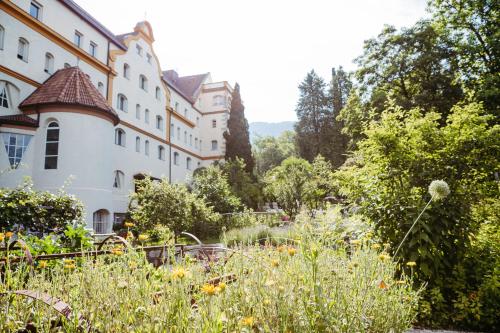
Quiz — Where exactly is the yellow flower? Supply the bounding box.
[5,232,14,238]
[138,234,149,242]
[287,247,297,256]
[277,245,286,253]
[127,231,134,239]
[406,261,417,267]
[217,282,226,292]
[371,244,381,250]
[171,267,187,280]
[128,261,138,270]
[351,239,361,246]
[111,248,124,256]
[378,280,388,290]
[263,299,271,305]
[0,233,4,242]
[271,259,279,267]
[201,284,217,296]
[124,222,135,228]
[63,259,75,265]
[378,253,390,261]
[64,264,76,270]
[38,260,48,269]
[241,316,255,327]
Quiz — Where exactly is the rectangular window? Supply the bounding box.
[2,133,32,168]
[89,42,97,57]
[74,31,82,47]
[146,53,152,63]
[30,2,41,20]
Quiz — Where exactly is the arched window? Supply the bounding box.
[184,131,187,143]
[117,94,127,112]
[123,63,130,79]
[195,138,198,149]
[199,140,202,151]
[139,75,148,91]
[0,25,4,50]
[173,152,179,165]
[44,52,54,74]
[212,119,217,128]
[155,86,161,100]
[113,170,124,189]
[158,145,165,160]
[144,140,150,156]
[135,104,141,119]
[144,109,150,123]
[44,122,59,169]
[135,136,140,152]
[0,82,10,108]
[186,157,191,170]
[93,209,109,234]
[177,127,180,140]
[115,128,125,147]
[211,140,218,151]
[17,38,29,62]
[156,115,163,131]
[97,82,104,95]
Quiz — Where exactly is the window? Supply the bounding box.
[173,152,179,165]
[184,131,187,143]
[177,127,180,140]
[199,140,202,151]
[189,134,192,146]
[89,42,97,57]
[74,31,82,48]
[117,94,127,112]
[123,63,130,79]
[0,82,9,108]
[0,25,5,50]
[113,170,124,189]
[139,75,148,91]
[155,87,161,100]
[30,2,42,20]
[212,119,217,128]
[195,138,198,149]
[145,109,150,124]
[135,104,141,119]
[135,136,140,152]
[213,95,225,106]
[2,133,32,168]
[156,116,163,131]
[17,38,29,62]
[175,102,179,112]
[44,53,54,74]
[158,145,165,160]
[196,117,199,126]
[115,128,125,147]
[146,53,152,63]
[170,124,174,139]
[44,122,59,169]
[144,140,150,156]
[93,209,109,234]
[186,157,192,170]
[211,140,218,151]
[136,44,142,56]
[97,82,104,95]
[184,108,188,118]
[64,63,71,69]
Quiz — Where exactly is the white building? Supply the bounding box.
[0,0,234,233]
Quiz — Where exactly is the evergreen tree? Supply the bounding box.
[224,83,255,173]
[329,67,352,168]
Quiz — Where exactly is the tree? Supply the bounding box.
[224,83,255,173]
[328,67,352,168]
[306,155,337,209]
[337,90,372,150]
[253,130,297,175]
[221,158,263,210]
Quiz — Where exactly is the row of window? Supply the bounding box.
[122,64,161,99]
[115,129,165,159]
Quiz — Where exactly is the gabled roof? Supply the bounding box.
[163,70,209,103]
[0,114,38,128]
[19,67,119,125]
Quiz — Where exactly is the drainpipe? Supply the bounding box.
[105,40,110,101]
[168,108,172,184]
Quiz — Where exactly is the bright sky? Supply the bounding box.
[77,0,428,122]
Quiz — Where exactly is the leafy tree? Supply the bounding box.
[191,164,243,214]
[224,83,255,173]
[253,130,297,175]
[263,157,312,217]
[130,178,219,237]
[221,158,263,210]
[306,155,337,209]
[337,90,372,150]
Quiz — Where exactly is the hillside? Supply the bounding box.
[249,121,295,141]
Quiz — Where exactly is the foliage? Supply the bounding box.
[129,178,220,237]
[224,83,255,173]
[253,130,297,175]
[0,179,83,234]
[221,158,263,210]
[337,89,372,150]
[305,155,337,210]
[0,223,420,332]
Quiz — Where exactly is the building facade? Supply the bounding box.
[0,0,234,233]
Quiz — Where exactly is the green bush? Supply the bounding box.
[0,180,83,234]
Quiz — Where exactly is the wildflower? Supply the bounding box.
[406,261,417,267]
[63,259,75,265]
[128,261,138,270]
[371,244,381,250]
[378,280,388,290]
[201,284,217,296]
[271,259,279,267]
[111,248,124,256]
[217,282,226,292]
[428,180,450,201]
[5,232,14,238]
[351,239,361,246]
[171,267,187,280]
[0,233,4,242]
[277,245,286,253]
[378,254,390,261]
[64,263,76,270]
[127,231,134,239]
[263,299,271,305]
[38,260,48,269]
[241,316,255,327]
[287,247,297,256]
[138,234,149,242]
[124,222,135,228]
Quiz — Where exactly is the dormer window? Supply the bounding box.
[139,75,148,91]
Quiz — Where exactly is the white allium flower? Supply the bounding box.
[428,180,450,200]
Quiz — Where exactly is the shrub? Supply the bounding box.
[0,180,83,234]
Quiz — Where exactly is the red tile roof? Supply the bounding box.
[19,67,119,125]
[0,114,38,127]
[163,70,209,103]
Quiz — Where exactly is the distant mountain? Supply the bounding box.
[249,121,295,141]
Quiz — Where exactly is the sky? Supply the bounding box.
[77,0,429,123]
